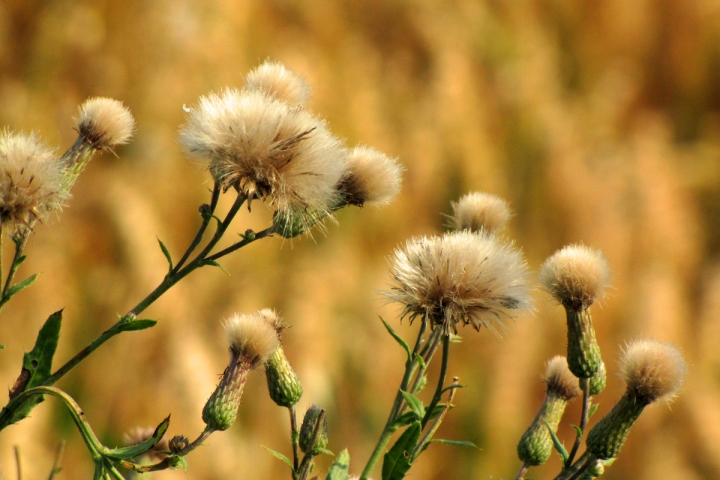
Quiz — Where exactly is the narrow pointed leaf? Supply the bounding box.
[326,449,350,480]
[571,424,582,440]
[116,319,157,332]
[205,259,230,276]
[14,255,27,268]
[0,273,39,306]
[399,390,425,420]
[428,439,476,448]
[588,403,599,418]
[413,374,428,394]
[261,446,294,472]
[380,317,411,362]
[392,404,445,430]
[545,421,568,464]
[103,415,170,460]
[382,421,421,480]
[157,238,173,274]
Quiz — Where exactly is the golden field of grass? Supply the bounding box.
[1,0,720,478]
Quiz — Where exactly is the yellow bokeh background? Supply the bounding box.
[1,0,720,478]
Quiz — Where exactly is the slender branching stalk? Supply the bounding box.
[565,378,590,467]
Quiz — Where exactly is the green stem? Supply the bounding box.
[289,406,300,478]
[421,334,450,428]
[514,462,530,480]
[411,376,459,461]
[565,378,590,468]
[411,327,442,394]
[296,410,326,480]
[46,193,262,386]
[359,317,429,480]
[2,230,30,299]
[171,182,221,274]
[123,427,215,473]
[555,451,593,480]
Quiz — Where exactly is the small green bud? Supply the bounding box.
[517,392,569,466]
[265,346,303,407]
[202,357,250,431]
[565,308,603,379]
[299,404,328,455]
[586,392,646,459]
[271,208,327,238]
[589,360,607,395]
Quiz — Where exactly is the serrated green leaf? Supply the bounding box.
[326,449,350,480]
[412,374,427,394]
[588,403,599,418]
[545,421,568,464]
[24,310,63,389]
[400,391,425,420]
[261,446,294,472]
[0,273,39,307]
[382,421,421,480]
[380,317,411,362]
[205,259,230,276]
[428,439,476,448]
[103,416,170,460]
[157,238,173,274]
[116,319,157,333]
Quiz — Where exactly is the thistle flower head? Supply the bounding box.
[539,245,611,310]
[224,311,281,367]
[384,230,532,334]
[450,192,511,234]
[544,356,582,401]
[620,339,687,404]
[179,88,347,223]
[76,97,135,149]
[245,61,311,108]
[0,131,67,232]
[336,146,403,207]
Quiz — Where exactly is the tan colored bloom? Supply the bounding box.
[385,231,532,334]
[76,97,135,149]
[179,88,346,219]
[224,311,281,366]
[544,356,582,401]
[620,339,686,404]
[336,145,403,207]
[0,131,67,232]
[539,245,611,309]
[450,192,511,234]
[245,61,311,108]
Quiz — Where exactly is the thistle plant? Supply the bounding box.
[0,60,689,480]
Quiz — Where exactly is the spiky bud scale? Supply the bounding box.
[589,360,607,395]
[265,346,303,407]
[299,404,328,455]
[585,392,645,460]
[565,308,603,379]
[517,391,570,466]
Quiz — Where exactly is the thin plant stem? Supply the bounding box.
[0,223,4,294]
[48,440,66,480]
[2,230,30,298]
[43,193,268,386]
[289,406,300,477]
[411,376,459,461]
[171,183,221,273]
[421,334,450,428]
[359,317,429,480]
[122,428,215,473]
[555,451,593,480]
[514,462,530,480]
[411,327,442,394]
[565,378,590,467]
[14,445,21,480]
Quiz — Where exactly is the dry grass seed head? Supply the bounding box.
[224,312,281,367]
[385,230,532,334]
[0,131,67,230]
[539,244,611,310]
[179,88,347,216]
[544,355,582,400]
[620,339,687,404]
[77,97,135,149]
[245,61,311,108]
[450,192,511,234]
[336,145,403,207]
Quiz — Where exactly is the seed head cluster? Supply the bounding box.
[0,131,67,232]
[620,339,686,404]
[224,312,280,367]
[544,356,582,400]
[245,61,311,108]
[450,192,511,234]
[336,146,403,207]
[539,244,611,310]
[385,230,532,334]
[77,97,135,149]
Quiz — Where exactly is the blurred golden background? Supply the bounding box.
[1,0,720,478]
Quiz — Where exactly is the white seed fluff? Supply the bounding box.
[245,61,312,108]
[620,339,687,404]
[337,145,403,207]
[224,312,281,367]
[450,192,511,234]
[77,97,135,148]
[539,244,611,309]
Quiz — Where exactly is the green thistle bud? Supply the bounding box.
[202,312,280,431]
[271,208,327,238]
[585,392,645,460]
[517,357,581,466]
[589,360,607,395]
[299,404,328,455]
[265,346,303,407]
[565,307,603,379]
